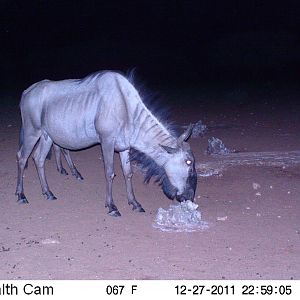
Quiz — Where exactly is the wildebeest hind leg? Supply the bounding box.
[33,135,57,200]
[119,150,145,212]
[16,132,40,204]
[53,144,68,175]
[61,148,84,180]
[101,141,121,217]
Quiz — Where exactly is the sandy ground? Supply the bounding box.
[0,86,299,280]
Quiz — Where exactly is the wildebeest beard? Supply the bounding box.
[129,148,177,199]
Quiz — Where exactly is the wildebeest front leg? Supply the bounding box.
[119,150,145,212]
[33,135,57,200]
[101,141,121,217]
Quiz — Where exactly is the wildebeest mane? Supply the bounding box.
[129,148,177,199]
[126,69,180,138]
[75,70,108,86]
[75,69,179,136]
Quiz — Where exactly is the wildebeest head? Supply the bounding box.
[129,124,197,202]
[160,124,197,202]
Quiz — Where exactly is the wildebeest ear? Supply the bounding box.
[177,123,194,144]
[160,144,178,154]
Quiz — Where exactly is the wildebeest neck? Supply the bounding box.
[129,148,178,199]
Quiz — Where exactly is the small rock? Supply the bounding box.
[191,120,207,137]
[217,216,228,221]
[252,183,261,190]
[41,239,60,245]
[207,137,233,155]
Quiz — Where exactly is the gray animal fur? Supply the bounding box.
[16,71,197,216]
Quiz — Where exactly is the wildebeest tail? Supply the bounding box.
[19,126,51,167]
[19,125,24,150]
[19,126,28,169]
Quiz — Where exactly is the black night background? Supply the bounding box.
[1,0,300,93]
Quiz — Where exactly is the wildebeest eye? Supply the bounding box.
[186,159,192,166]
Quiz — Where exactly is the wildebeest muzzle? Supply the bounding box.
[176,169,197,202]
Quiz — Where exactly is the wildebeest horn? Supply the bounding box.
[177,123,194,144]
[160,144,178,154]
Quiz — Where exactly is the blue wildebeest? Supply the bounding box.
[51,144,83,180]
[19,127,83,179]
[16,71,197,216]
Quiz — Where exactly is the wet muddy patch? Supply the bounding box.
[197,151,300,177]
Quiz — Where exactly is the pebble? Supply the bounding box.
[41,239,60,245]
[252,183,261,190]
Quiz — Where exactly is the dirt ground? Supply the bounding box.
[0,86,299,280]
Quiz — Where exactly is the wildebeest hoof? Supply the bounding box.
[133,205,145,213]
[59,168,68,176]
[129,200,145,212]
[108,210,121,217]
[73,171,84,181]
[107,203,121,217]
[44,191,57,200]
[17,193,29,204]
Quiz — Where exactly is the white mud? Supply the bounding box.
[153,200,209,232]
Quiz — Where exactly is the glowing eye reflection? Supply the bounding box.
[186,160,192,165]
